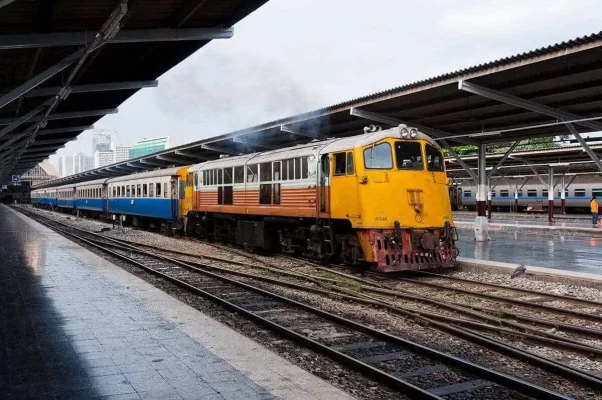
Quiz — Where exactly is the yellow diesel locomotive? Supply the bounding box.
[184,124,457,272]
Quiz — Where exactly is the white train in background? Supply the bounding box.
[453,175,602,213]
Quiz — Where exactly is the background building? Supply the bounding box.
[92,132,112,153]
[57,155,73,177]
[21,161,59,186]
[73,152,93,174]
[130,137,170,159]
[111,142,131,164]
[94,151,114,169]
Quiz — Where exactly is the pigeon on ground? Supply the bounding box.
[511,264,526,279]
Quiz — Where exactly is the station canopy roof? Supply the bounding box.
[34,29,602,188]
[0,0,269,184]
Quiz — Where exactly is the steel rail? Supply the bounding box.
[415,270,602,308]
[16,208,573,400]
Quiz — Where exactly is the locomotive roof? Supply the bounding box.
[107,166,184,184]
[76,178,110,187]
[190,126,440,170]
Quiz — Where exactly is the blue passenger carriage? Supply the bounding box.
[107,167,182,229]
[56,184,76,210]
[74,178,108,217]
[31,188,57,208]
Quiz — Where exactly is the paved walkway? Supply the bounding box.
[0,205,353,400]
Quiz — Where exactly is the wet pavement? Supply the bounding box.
[454,218,593,229]
[0,205,278,400]
[457,228,602,274]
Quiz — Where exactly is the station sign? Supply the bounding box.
[11,175,20,182]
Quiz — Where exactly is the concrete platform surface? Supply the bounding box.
[456,227,602,274]
[0,205,353,400]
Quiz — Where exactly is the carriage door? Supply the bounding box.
[171,177,178,220]
[318,154,330,215]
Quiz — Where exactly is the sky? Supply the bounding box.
[49,0,602,169]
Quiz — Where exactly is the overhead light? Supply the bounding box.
[549,162,570,167]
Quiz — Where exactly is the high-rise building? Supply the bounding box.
[73,152,93,174]
[57,155,73,177]
[92,132,112,153]
[113,146,131,163]
[130,137,170,159]
[94,151,114,169]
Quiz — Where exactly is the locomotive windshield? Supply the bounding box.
[425,144,444,171]
[363,142,393,169]
[394,142,423,170]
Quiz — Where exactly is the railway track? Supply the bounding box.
[14,206,587,400]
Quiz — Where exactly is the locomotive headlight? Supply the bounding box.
[400,128,409,138]
[409,128,418,138]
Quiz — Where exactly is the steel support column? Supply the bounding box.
[440,140,478,183]
[548,167,554,223]
[560,175,566,215]
[477,143,487,217]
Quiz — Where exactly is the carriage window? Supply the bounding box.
[365,142,393,169]
[224,168,233,184]
[346,152,354,175]
[137,184,141,197]
[260,163,272,182]
[126,185,131,197]
[273,161,281,181]
[518,190,523,197]
[575,189,586,197]
[301,157,308,178]
[334,153,346,176]
[490,191,496,197]
[463,191,472,198]
[273,183,281,204]
[116,187,120,197]
[234,166,244,183]
[149,185,154,198]
[287,159,295,180]
[164,183,168,198]
[558,190,569,197]
[500,190,509,197]
[527,189,537,197]
[113,187,116,198]
[143,184,148,197]
[426,144,444,172]
[217,169,223,185]
[156,183,161,198]
[194,173,199,187]
[542,189,549,198]
[282,160,289,181]
[247,164,258,183]
[592,188,602,197]
[394,142,422,170]
[294,158,301,179]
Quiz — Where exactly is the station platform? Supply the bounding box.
[0,205,352,400]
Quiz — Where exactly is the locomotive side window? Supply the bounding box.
[260,163,272,182]
[426,144,444,172]
[394,142,422,170]
[247,164,258,183]
[282,161,289,181]
[346,152,354,175]
[364,142,393,169]
[234,166,244,183]
[334,153,346,176]
[301,157,308,178]
[294,158,301,179]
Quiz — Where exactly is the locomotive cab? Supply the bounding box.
[324,125,457,271]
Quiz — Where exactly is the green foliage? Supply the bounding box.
[443,135,568,157]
